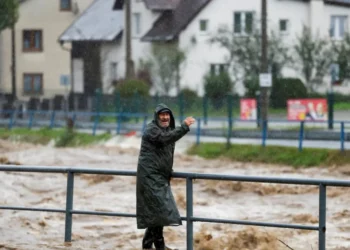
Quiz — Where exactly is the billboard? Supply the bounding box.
[287,99,328,121]
[240,98,257,120]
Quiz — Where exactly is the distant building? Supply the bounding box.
[0,0,94,100]
[60,0,350,96]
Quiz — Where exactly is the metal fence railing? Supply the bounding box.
[1,165,350,250]
[0,109,349,152]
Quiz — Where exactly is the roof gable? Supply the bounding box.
[142,0,211,41]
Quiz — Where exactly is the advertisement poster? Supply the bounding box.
[240,99,257,120]
[287,99,328,121]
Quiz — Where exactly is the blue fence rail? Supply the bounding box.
[0,165,350,249]
[1,109,349,151]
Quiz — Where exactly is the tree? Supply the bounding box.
[147,42,186,96]
[332,33,350,83]
[293,26,333,92]
[0,0,19,31]
[0,0,19,101]
[210,26,292,96]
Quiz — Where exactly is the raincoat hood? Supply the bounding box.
[154,103,175,129]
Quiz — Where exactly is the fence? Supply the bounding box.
[0,109,349,152]
[0,165,350,249]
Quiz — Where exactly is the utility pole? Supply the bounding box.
[260,0,269,128]
[11,24,16,104]
[125,0,134,79]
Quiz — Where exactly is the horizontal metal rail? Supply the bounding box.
[0,165,349,250]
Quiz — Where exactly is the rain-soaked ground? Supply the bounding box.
[0,137,350,250]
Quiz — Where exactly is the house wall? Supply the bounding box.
[0,0,94,100]
[99,0,161,94]
[177,0,350,96]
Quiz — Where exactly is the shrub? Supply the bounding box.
[179,88,198,109]
[243,76,260,98]
[204,72,234,108]
[115,78,150,98]
[270,78,308,108]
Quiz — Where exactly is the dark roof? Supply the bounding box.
[325,0,350,6]
[142,0,211,41]
[143,0,181,10]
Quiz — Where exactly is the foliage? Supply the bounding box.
[332,33,350,84]
[115,78,150,98]
[188,143,350,168]
[293,26,333,92]
[243,75,260,98]
[179,87,198,109]
[204,72,234,108]
[148,42,186,95]
[0,0,19,32]
[270,78,308,108]
[136,59,153,87]
[210,26,292,95]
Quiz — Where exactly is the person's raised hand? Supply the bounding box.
[184,116,196,127]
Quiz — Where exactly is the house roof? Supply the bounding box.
[143,0,181,10]
[325,0,350,6]
[59,0,123,42]
[142,0,211,41]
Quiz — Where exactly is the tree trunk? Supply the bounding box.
[125,0,134,79]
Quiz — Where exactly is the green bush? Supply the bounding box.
[270,78,308,108]
[115,79,150,98]
[243,76,260,98]
[179,88,198,109]
[204,72,234,108]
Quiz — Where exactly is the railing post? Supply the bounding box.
[298,121,305,152]
[261,120,267,147]
[92,112,100,136]
[116,113,122,135]
[65,171,74,243]
[8,110,15,130]
[49,111,56,129]
[28,111,35,129]
[340,122,345,152]
[186,177,193,250]
[319,184,326,250]
[142,115,148,133]
[196,118,201,145]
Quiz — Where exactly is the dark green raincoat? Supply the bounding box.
[136,103,190,229]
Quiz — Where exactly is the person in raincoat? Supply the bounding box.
[136,103,196,250]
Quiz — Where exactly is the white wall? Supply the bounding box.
[178,0,350,96]
[0,0,93,99]
[99,0,161,94]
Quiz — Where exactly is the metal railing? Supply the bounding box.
[1,165,350,250]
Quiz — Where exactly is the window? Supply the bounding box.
[199,19,208,32]
[23,30,43,52]
[23,74,43,95]
[110,62,118,81]
[210,64,228,76]
[234,12,254,35]
[133,13,141,36]
[60,0,71,11]
[330,15,348,39]
[279,19,289,34]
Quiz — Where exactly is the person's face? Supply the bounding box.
[158,112,170,128]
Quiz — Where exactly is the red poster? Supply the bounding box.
[240,99,257,120]
[287,99,328,121]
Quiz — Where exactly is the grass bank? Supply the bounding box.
[187,143,350,167]
[0,128,112,147]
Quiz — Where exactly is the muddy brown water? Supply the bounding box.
[0,138,350,249]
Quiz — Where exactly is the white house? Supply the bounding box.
[60,0,350,96]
